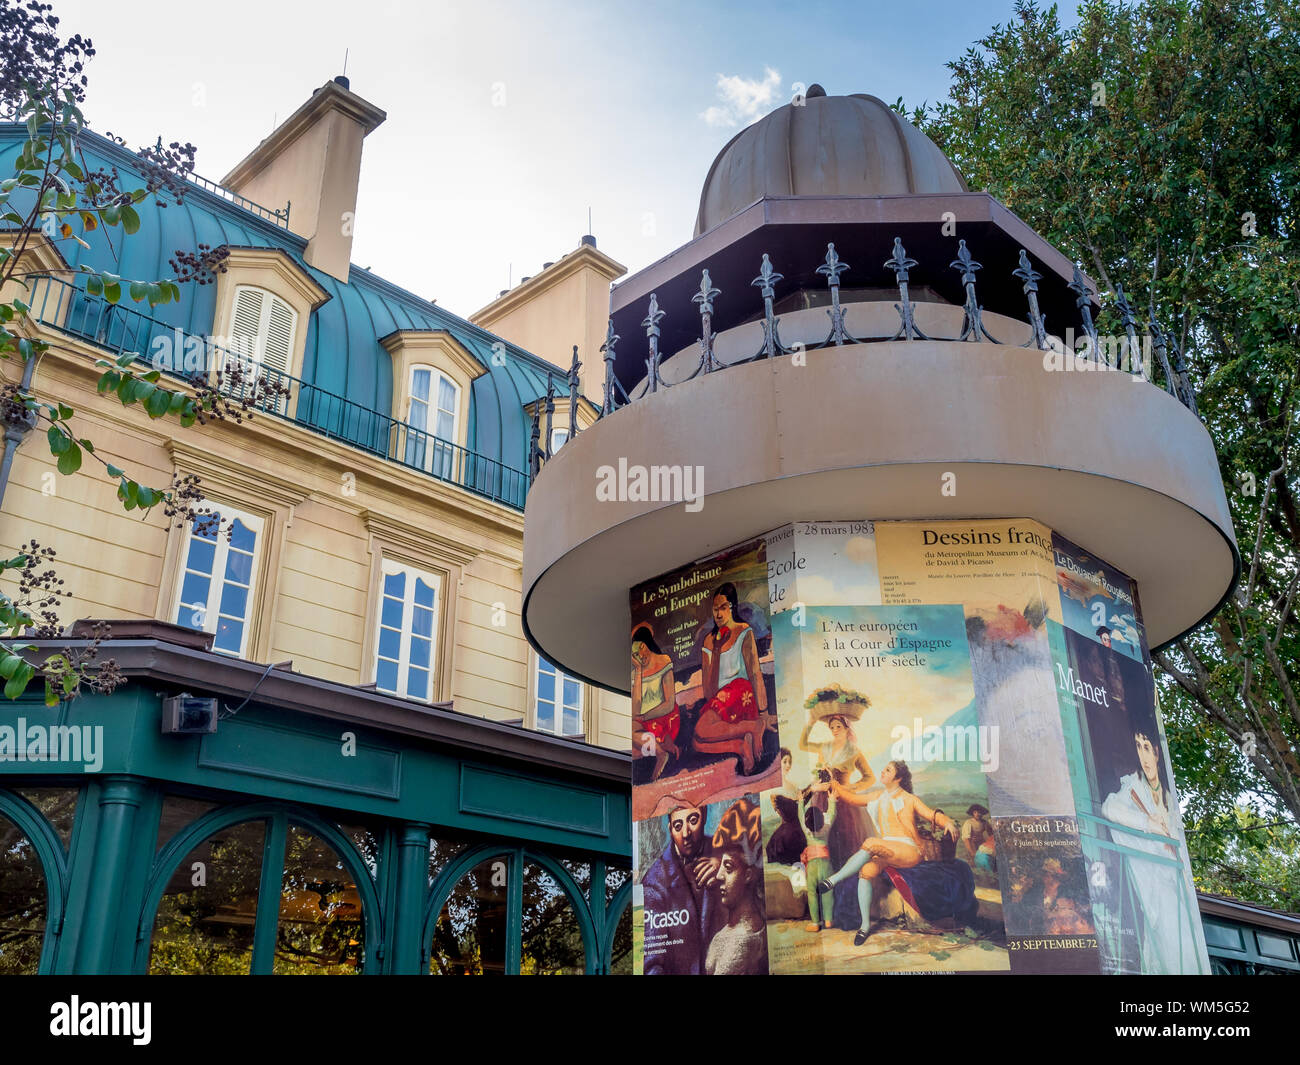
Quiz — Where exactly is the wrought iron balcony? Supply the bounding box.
[526,236,1202,482]
[25,275,529,511]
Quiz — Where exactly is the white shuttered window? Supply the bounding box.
[228,285,297,374]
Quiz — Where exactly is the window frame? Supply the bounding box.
[532,652,586,738]
[170,502,265,658]
[373,558,443,703]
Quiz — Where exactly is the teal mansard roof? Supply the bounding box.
[0,125,560,509]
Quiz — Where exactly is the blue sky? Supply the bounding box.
[50,0,1068,320]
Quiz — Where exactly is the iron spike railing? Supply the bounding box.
[950,239,994,343]
[584,237,1201,428]
[816,243,853,346]
[886,237,928,341]
[543,373,556,460]
[642,294,665,394]
[528,403,542,480]
[1113,283,1143,377]
[601,318,622,417]
[1014,249,1048,351]
[1149,320,1177,398]
[1069,264,1099,354]
[1166,328,1199,416]
[567,344,581,441]
[693,269,722,376]
[750,253,787,359]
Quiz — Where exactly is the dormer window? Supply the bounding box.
[228,284,298,375]
[406,366,460,478]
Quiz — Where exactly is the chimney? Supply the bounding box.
[222,78,386,282]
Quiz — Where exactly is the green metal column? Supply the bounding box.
[390,822,431,974]
[68,775,149,974]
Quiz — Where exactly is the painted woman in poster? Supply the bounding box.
[1099,712,1201,973]
[816,760,965,944]
[797,694,876,930]
[694,583,771,775]
[706,797,768,974]
[632,625,679,782]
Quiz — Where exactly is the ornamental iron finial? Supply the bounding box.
[817,243,853,345]
[1068,264,1099,356]
[1113,283,1143,377]
[528,402,541,480]
[543,373,556,459]
[1014,249,1048,350]
[567,344,581,436]
[600,318,620,418]
[750,253,788,358]
[886,237,927,341]
[642,293,665,393]
[949,239,992,343]
[693,269,722,373]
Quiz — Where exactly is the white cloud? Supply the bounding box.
[699,66,782,128]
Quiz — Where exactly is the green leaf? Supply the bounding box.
[103,279,121,304]
[56,443,82,475]
[144,388,171,418]
[120,204,140,235]
[5,664,34,699]
[85,274,104,297]
[106,464,125,478]
[46,425,70,454]
[57,403,73,420]
[0,653,23,680]
[102,204,120,226]
[129,280,147,303]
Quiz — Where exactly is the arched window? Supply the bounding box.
[0,811,49,974]
[144,807,376,975]
[405,366,459,479]
[429,855,510,975]
[0,788,71,976]
[521,860,586,975]
[374,559,441,702]
[427,847,597,975]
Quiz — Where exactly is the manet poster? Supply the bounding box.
[1050,621,1209,974]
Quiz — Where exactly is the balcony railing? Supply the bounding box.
[525,239,1203,485]
[183,170,291,229]
[25,275,529,510]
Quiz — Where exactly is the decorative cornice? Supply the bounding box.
[222,81,387,191]
[361,508,479,568]
[379,329,487,382]
[0,229,70,276]
[221,245,331,309]
[166,438,310,511]
[470,243,626,326]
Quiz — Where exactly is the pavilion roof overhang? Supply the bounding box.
[607,192,1099,391]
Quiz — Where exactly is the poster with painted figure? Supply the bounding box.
[1050,622,1209,974]
[763,603,1009,973]
[1052,532,1148,663]
[630,539,779,821]
[635,793,767,975]
[874,518,1074,816]
[997,814,1103,973]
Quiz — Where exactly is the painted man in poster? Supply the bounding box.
[640,800,723,975]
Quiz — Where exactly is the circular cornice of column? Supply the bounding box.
[522,343,1238,693]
